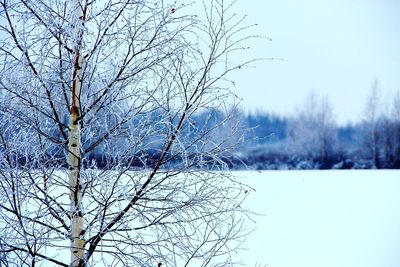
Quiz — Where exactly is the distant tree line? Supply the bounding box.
[237,85,400,170]
[2,83,399,170]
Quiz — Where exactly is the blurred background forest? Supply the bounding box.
[4,84,399,171]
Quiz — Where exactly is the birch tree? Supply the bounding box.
[0,0,254,266]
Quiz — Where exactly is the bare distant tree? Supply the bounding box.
[363,80,382,168]
[383,90,400,167]
[287,92,337,167]
[392,91,400,166]
[0,0,255,266]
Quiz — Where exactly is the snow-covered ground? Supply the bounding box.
[3,170,399,266]
[236,170,400,267]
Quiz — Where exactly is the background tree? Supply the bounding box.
[392,91,400,167]
[383,90,400,168]
[286,92,337,168]
[0,0,254,266]
[362,80,382,168]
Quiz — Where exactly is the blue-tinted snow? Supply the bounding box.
[236,170,400,267]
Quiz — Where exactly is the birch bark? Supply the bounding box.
[69,0,87,266]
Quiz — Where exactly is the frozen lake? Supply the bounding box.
[236,170,400,267]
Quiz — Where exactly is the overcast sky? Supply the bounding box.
[231,0,400,124]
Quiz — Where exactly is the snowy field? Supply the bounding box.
[3,170,400,266]
[236,170,400,267]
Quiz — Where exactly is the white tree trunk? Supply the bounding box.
[69,0,86,266]
[69,104,84,267]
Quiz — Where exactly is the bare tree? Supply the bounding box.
[383,90,400,167]
[363,80,382,168]
[0,0,254,266]
[393,91,400,166]
[287,91,337,167]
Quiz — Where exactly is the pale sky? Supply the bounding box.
[232,0,400,124]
